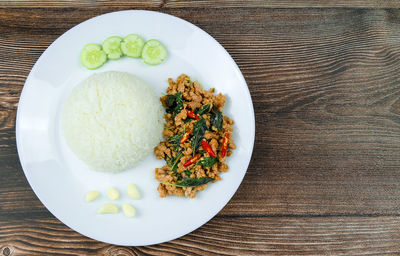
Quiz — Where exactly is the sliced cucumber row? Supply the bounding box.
[80,34,167,70]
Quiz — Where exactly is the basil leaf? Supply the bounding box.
[210,107,223,130]
[165,95,176,109]
[184,170,192,176]
[195,104,211,116]
[173,92,183,116]
[175,177,214,187]
[168,134,181,144]
[166,151,183,175]
[168,134,181,150]
[196,157,217,167]
[165,92,183,116]
[191,118,207,153]
[177,174,183,181]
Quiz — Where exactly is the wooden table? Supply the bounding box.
[1,1,400,255]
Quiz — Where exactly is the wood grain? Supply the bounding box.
[0,0,163,8]
[0,0,400,9]
[1,3,400,255]
[165,0,400,9]
[1,216,400,255]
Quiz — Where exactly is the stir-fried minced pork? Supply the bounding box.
[154,74,236,198]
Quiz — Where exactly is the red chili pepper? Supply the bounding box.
[201,139,216,158]
[180,131,191,144]
[221,133,229,158]
[183,153,202,167]
[186,109,200,120]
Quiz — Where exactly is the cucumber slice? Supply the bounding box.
[121,34,145,58]
[102,36,122,60]
[141,39,167,65]
[80,44,107,69]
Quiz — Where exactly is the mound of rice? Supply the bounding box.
[61,71,165,172]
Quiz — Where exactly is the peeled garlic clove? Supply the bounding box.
[122,203,136,218]
[85,190,100,202]
[98,203,119,214]
[127,184,141,199]
[106,187,119,201]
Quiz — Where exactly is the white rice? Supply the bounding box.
[61,71,165,172]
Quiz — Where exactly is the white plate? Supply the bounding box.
[16,10,255,246]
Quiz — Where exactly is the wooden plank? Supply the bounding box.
[1,8,400,217]
[1,216,400,255]
[0,0,399,9]
[165,0,400,9]
[0,0,163,8]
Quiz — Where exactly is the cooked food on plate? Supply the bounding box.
[154,74,236,198]
[61,71,164,172]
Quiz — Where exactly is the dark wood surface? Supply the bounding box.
[1,1,400,255]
